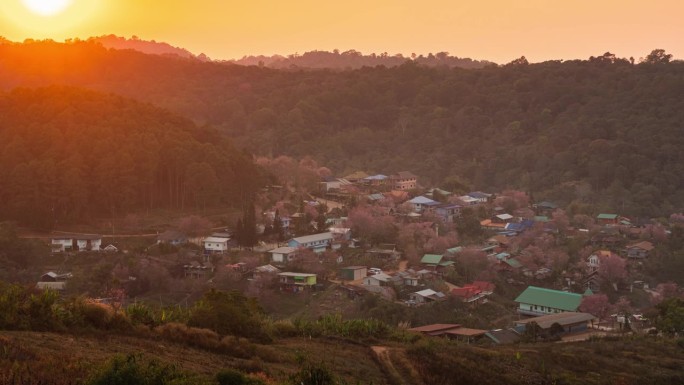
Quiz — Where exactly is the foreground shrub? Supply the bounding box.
[87,354,202,385]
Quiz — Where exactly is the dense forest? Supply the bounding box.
[229,49,493,69]
[1,40,683,216]
[0,87,266,227]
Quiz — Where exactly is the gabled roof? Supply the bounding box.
[409,196,437,205]
[504,258,522,268]
[255,264,281,274]
[514,286,582,311]
[473,281,496,292]
[408,323,461,333]
[468,191,492,199]
[597,213,618,219]
[278,272,317,277]
[627,241,655,251]
[393,171,417,179]
[203,237,228,243]
[269,246,297,254]
[344,171,369,180]
[290,232,333,244]
[485,329,521,344]
[420,254,443,265]
[364,174,388,180]
[514,312,596,329]
[496,214,514,221]
[414,289,437,297]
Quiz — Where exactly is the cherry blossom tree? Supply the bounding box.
[579,294,611,319]
[598,253,627,291]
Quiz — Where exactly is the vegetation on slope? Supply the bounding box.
[0,41,681,215]
[0,86,266,227]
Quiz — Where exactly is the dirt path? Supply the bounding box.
[371,346,424,385]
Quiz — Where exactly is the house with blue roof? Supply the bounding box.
[408,196,437,212]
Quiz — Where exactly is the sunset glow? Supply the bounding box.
[0,0,682,63]
[21,0,73,16]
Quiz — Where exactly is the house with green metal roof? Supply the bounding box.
[514,286,582,316]
[596,213,619,225]
[420,254,455,268]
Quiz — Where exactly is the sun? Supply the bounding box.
[21,0,73,17]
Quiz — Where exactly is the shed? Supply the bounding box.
[339,266,367,281]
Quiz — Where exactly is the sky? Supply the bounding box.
[0,0,682,63]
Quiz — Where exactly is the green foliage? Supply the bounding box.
[289,358,336,385]
[292,314,391,340]
[86,354,198,385]
[188,289,269,341]
[655,298,684,335]
[0,86,265,227]
[216,369,264,385]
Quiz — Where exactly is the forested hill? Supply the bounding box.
[0,87,265,227]
[229,49,493,69]
[1,40,683,216]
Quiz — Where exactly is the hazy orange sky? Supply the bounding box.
[0,0,682,63]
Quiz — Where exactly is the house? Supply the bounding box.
[36,271,71,291]
[467,191,492,203]
[329,227,352,242]
[339,266,367,281]
[362,273,394,286]
[343,171,370,184]
[472,281,496,295]
[451,286,486,304]
[269,246,298,263]
[434,203,462,222]
[156,230,187,245]
[363,174,388,186]
[184,261,215,278]
[409,289,446,304]
[102,244,119,253]
[51,234,102,252]
[514,286,583,316]
[278,272,317,292]
[533,201,558,216]
[288,232,334,252]
[596,213,619,225]
[514,312,596,335]
[484,329,521,345]
[408,324,462,336]
[408,196,438,213]
[442,327,488,343]
[457,195,481,206]
[390,171,417,190]
[252,264,281,278]
[493,213,514,224]
[420,254,454,269]
[203,237,229,254]
[626,241,655,259]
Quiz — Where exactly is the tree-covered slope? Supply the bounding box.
[1,40,683,215]
[0,86,265,227]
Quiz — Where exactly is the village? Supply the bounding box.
[32,167,684,345]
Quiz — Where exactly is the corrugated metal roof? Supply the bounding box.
[514,286,582,311]
[420,254,443,265]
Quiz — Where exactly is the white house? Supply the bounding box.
[203,236,229,253]
[51,234,102,252]
[288,232,334,253]
[269,246,298,263]
[408,196,438,213]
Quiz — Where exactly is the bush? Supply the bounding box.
[216,368,265,385]
[87,354,196,385]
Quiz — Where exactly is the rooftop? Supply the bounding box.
[278,272,317,278]
[514,312,596,329]
[420,254,443,265]
[514,286,583,311]
[290,232,333,244]
[269,246,297,254]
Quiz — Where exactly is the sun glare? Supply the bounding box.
[21,0,73,16]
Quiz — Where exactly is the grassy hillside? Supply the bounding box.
[2,330,682,385]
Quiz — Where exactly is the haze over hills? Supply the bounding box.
[0,40,683,216]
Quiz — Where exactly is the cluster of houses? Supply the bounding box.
[408,285,597,344]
